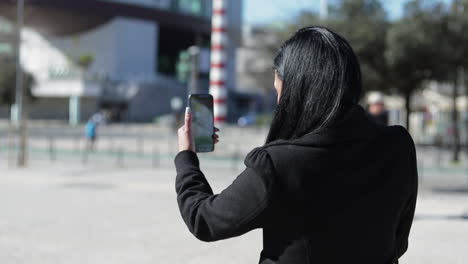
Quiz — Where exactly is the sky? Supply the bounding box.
[244,0,453,25]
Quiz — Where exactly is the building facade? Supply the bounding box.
[0,0,242,122]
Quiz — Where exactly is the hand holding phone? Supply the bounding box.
[177,107,194,152]
[177,98,219,153]
[189,94,215,153]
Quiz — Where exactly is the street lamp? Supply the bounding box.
[188,45,200,95]
[15,0,27,167]
[15,0,23,123]
[320,0,328,20]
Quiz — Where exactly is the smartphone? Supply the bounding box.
[188,94,215,153]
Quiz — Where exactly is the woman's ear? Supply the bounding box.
[274,71,283,104]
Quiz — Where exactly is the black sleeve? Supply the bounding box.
[395,190,417,259]
[395,128,419,259]
[174,147,277,242]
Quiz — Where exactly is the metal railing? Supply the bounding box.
[0,121,268,170]
[1,121,467,189]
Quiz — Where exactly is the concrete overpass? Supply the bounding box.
[0,0,211,36]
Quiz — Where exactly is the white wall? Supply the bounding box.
[113,18,159,80]
[49,17,158,81]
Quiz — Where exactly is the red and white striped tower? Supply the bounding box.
[209,0,228,125]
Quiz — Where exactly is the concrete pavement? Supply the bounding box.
[1,160,467,263]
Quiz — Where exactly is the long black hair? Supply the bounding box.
[266,26,362,143]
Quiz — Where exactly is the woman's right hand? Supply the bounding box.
[177,107,194,152]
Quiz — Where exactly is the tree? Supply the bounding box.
[386,0,468,161]
[385,0,443,130]
[269,0,390,99]
[0,59,35,112]
[76,53,94,70]
[430,0,468,162]
[327,0,390,94]
[265,0,468,142]
[238,26,282,95]
[0,58,35,168]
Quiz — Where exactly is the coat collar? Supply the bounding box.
[265,105,383,147]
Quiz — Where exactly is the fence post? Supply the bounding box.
[138,137,144,157]
[108,135,114,153]
[117,147,124,168]
[419,145,424,186]
[152,146,159,168]
[7,128,15,167]
[82,141,88,165]
[48,136,56,162]
[74,134,80,153]
[167,129,173,156]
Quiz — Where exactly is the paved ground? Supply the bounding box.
[0,161,264,264]
[1,155,468,264]
[2,123,468,263]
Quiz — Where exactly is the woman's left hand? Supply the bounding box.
[177,107,220,152]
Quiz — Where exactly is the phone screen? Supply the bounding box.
[189,94,214,152]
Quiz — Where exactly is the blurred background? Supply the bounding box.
[0,0,467,263]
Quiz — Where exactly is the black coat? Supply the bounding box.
[174,105,418,264]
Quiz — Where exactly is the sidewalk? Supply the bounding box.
[1,163,467,263]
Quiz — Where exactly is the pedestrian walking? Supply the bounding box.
[367,92,389,126]
[85,110,109,152]
[85,119,98,151]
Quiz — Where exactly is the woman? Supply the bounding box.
[175,26,417,264]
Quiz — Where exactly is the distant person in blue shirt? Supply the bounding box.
[85,120,98,151]
[85,110,109,151]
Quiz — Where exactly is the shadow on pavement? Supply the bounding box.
[415,214,468,221]
[59,182,117,190]
[432,187,468,194]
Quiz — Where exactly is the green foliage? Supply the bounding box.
[254,113,273,127]
[77,53,94,69]
[0,64,14,105]
[385,0,468,105]
[0,60,36,105]
[385,0,442,96]
[431,0,468,82]
[65,53,95,70]
[264,0,468,133]
[268,0,468,103]
[176,50,190,83]
[271,0,390,94]
[328,0,390,92]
